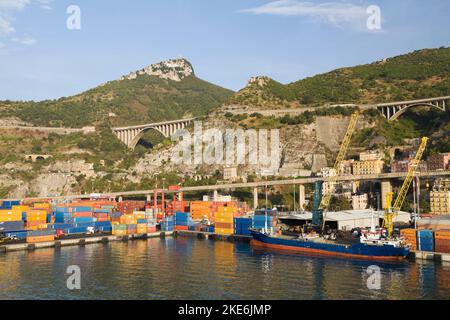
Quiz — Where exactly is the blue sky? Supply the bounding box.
[0,0,449,101]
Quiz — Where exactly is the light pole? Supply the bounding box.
[265,181,268,234]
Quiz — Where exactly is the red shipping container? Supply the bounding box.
[174,226,188,231]
[435,239,450,253]
[94,213,108,219]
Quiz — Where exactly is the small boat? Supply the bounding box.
[250,229,410,261]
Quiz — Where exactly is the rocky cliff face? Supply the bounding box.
[120,58,194,82]
[247,76,271,87]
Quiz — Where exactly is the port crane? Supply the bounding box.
[312,112,360,231]
[383,137,428,237]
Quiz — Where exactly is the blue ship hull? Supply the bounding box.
[250,230,410,261]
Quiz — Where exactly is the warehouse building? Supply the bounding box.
[278,210,411,231]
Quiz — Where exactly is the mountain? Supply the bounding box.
[228,47,450,108]
[1,58,234,128]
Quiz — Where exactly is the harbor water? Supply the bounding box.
[0,237,449,300]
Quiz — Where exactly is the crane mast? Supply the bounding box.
[384,137,428,237]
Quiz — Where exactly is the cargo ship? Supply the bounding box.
[250,229,411,261]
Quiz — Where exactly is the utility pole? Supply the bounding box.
[265,181,268,233]
[416,176,421,227]
[293,184,296,212]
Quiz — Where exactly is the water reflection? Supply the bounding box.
[0,237,449,300]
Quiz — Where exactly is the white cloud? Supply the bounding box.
[0,0,50,46]
[0,0,29,36]
[0,16,15,35]
[35,0,53,11]
[0,0,30,11]
[12,36,36,45]
[241,0,370,30]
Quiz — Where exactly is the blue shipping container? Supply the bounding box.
[418,230,434,252]
[5,230,28,240]
[0,221,25,231]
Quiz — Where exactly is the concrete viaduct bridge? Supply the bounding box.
[111,96,449,148]
[369,96,449,121]
[5,170,449,211]
[112,118,195,149]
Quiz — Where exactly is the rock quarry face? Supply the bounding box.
[120,58,194,82]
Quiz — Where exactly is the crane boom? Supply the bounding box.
[320,112,359,211]
[392,137,428,211]
[384,137,428,237]
[319,112,359,230]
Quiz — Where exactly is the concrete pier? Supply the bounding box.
[0,232,174,254]
[410,250,450,263]
[175,230,252,243]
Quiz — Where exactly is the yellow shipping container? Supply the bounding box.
[215,217,233,223]
[26,210,47,222]
[34,203,51,209]
[120,214,138,225]
[137,224,147,233]
[133,213,146,219]
[215,228,234,235]
[0,210,22,222]
[12,205,29,213]
[113,229,126,236]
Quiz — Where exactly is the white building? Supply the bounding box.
[320,167,337,196]
[352,194,369,210]
[223,166,238,181]
[359,150,382,161]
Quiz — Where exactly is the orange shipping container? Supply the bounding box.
[400,229,417,246]
[435,230,450,240]
[26,235,54,243]
[215,222,234,229]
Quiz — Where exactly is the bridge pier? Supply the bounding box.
[298,184,306,211]
[381,180,393,209]
[253,187,258,210]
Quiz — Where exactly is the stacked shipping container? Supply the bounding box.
[435,230,450,253]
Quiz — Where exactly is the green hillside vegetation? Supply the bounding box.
[2,73,233,128]
[353,107,450,155]
[229,47,450,107]
[225,106,357,129]
[228,78,294,108]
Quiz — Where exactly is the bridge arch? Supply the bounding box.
[388,102,445,121]
[129,127,166,150]
[377,96,448,121]
[112,118,195,149]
